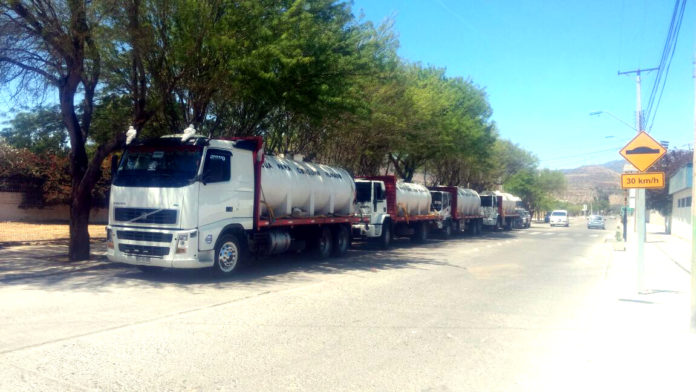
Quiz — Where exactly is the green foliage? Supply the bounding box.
[1,106,68,155]
[1,0,561,217]
[0,141,71,204]
[504,167,566,216]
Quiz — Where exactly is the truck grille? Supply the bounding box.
[114,208,177,224]
[119,244,170,257]
[117,231,173,243]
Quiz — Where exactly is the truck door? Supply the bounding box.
[197,149,238,250]
[373,181,387,213]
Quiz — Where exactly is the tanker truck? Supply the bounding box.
[479,191,522,230]
[352,175,439,248]
[429,186,485,236]
[105,131,358,275]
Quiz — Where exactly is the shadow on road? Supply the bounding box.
[0,230,519,291]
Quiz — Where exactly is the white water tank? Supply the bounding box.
[456,187,482,216]
[260,156,355,218]
[480,191,518,215]
[395,182,431,216]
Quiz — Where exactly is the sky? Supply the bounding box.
[1,1,693,171]
[351,0,695,170]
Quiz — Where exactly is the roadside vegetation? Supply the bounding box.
[0,0,565,259]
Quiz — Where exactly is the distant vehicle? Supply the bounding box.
[549,210,569,227]
[587,215,605,230]
[544,212,550,223]
[515,208,531,228]
[626,146,660,154]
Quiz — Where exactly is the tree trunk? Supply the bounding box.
[69,194,92,261]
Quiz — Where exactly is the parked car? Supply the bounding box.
[549,210,569,227]
[587,215,605,230]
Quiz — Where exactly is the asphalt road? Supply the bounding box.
[0,219,615,391]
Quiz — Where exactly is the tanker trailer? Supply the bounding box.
[106,130,359,276]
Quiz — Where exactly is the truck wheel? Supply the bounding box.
[496,217,503,230]
[378,222,392,249]
[313,226,333,259]
[412,221,428,243]
[331,225,350,257]
[213,234,245,275]
[442,220,452,239]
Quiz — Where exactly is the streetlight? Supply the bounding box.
[589,111,637,132]
[590,111,635,243]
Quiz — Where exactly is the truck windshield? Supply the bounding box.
[431,192,442,211]
[355,182,372,203]
[480,195,494,207]
[113,147,203,187]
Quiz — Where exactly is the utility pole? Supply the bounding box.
[691,57,696,331]
[618,67,658,294]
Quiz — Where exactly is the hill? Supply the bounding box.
[560,163,623,205]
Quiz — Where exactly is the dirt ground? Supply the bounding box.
[0,222,106,244]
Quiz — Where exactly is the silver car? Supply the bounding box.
[587,215,605,230]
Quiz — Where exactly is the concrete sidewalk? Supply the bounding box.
[584,223,696,391]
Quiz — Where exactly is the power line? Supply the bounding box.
[644,0,687,131]
[541,146,624,163]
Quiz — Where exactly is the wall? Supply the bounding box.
[670,188,691,241]
[0,192,108,223]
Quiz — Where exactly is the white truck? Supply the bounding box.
[479,191,522,230]
[352,175,438,248]
[429,186,485,236]
[106,132,358,275]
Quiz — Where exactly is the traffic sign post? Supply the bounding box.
[619,130,666,295]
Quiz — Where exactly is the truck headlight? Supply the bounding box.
[176,232,193,254]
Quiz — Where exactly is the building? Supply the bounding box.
[668,164,692,240]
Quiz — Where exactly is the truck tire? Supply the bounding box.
[331,224,350,257]
[412,221,428,243]
[313,226,333,259]
[378,221,392,249]
[496,217,503,231]
[213,233,246,275]
[442,220,452,239]
[474,220,482,235]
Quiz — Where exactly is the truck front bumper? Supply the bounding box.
[351,223,382,238]
[106,226,213,269]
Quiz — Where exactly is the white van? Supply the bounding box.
[549,210,569,227]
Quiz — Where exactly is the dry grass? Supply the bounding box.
[0,222,106,243]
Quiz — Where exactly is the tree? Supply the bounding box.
[504,168,566,218]
[0,105,68,154]
[1,1,126,260]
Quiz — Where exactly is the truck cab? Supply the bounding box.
[430,190,452,219]
[106,135,255,270]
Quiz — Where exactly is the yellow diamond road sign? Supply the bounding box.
[619,131,666,172]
